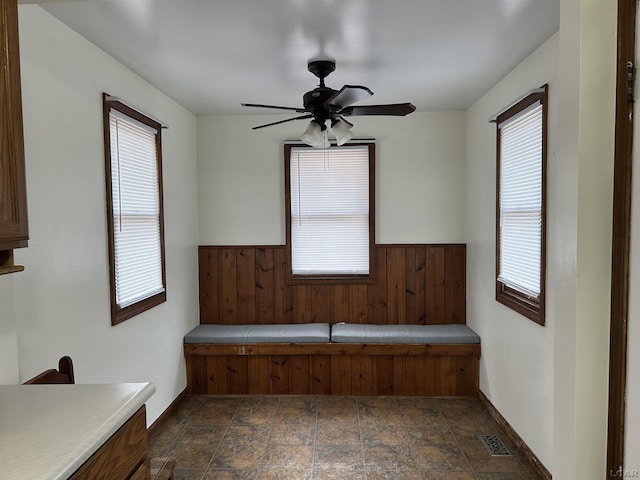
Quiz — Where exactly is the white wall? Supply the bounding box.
[0,275,19,384]
[5,6,200,424]
[553,0,616,477]
[197,112,466,245]
[466,34,558,470]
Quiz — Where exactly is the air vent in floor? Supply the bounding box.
[479,434,512,456]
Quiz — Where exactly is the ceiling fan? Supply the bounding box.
[241,59,416,148]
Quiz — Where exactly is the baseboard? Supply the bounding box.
[147,387,188,438]
[479,390,552,480]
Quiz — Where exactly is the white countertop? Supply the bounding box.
[0,382,155,480]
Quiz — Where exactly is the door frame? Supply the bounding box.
[607,0,636,475]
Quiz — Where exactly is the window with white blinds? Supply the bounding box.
[496,86,547,325]
[285,143,374,281]
[104,96,166,325]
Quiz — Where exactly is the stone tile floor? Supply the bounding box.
[149,395,542,480]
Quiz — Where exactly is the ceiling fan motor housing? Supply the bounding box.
[303,87,340,122]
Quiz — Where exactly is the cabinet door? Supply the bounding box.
[0,0,28,250]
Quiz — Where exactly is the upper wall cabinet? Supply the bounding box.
[0,0,28,260]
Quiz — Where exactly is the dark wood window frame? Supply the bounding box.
[284,142,376,285]
[102,93,167,325]
[495,85,548,325]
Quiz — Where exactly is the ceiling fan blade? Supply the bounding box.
[252,114,313,130]
[325,85,374,111]
[242,103,307,113]
[341,103,416,117]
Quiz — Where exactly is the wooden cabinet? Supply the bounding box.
[0,0,28,273]
[70,406,150,480]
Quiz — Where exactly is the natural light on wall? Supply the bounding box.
[289,145,370,275]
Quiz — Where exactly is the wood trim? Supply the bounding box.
[479,391,551,480]
[147,388,187,440]
[184,342,481,357]
[102,93,167,326]
[608,0,636,474]
[284,142,377,285]
[495,86,548,326]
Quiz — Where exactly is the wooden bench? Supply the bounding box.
[184,323,481,396]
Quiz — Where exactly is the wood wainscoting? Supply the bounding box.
[198,244,466,326]
[185,343,479,396]
[189,244,476,396]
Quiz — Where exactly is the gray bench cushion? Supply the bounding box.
[184,323,331,344]
[330,323,480,344]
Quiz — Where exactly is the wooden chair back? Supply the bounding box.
[23,356,75,384]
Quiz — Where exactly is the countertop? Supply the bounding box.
[0,382,155,480]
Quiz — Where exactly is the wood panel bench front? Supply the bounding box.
[184,342,480,396]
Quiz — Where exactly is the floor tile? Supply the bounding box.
[314,445,364,470]
[475,472,533,480]
[269,423,316,445]
[408,425,459,447]
[176,424,227,446]
[262,444,314,469]
[274,399,317,424]
[202,468,258,479]
[190,403,237,425]
[166,443,217,469]
[173,395,206,420]
[256,468,313,479]
[366,468,423,480]
[149,417,186,445]
[150,394,541,480]
[315,421,361,445]
[311,467,366,479]
[232,406,276,426]
[222,424,271,445]
[210,443,266,469]
[413,443,473,471]
[148,443,171,457]
[363,445,418,471]
[173,468,206,480]
[360,424,411,446]
[421,471,477,480]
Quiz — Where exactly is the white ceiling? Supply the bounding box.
[22,0,559,116]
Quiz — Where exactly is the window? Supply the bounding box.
[103,94,166,325]
[495,85,547,325]
[284,142,375,284]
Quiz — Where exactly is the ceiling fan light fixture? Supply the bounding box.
[331,118,353,146]
[301,120,329,148]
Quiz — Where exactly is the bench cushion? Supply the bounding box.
[184,323,331,344]
[330,323,480,344]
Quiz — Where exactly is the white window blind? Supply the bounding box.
[289,145,370,275]
[109,109,164,308]
[498,102,543,297]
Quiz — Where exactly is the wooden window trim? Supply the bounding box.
[495,85,548,326]
[284,142,377,285]
[102,93,167,325]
